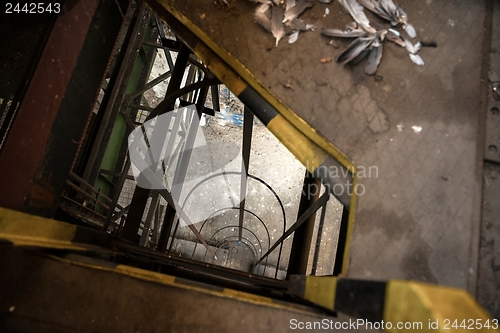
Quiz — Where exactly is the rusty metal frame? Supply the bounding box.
[0,1,102,208]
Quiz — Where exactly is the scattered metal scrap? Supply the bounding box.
[321,0,426,74]
[241,0,430,75]
[358,0,415,37]
[249,0,317,46]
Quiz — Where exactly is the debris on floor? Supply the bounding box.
[321,0,427,74]
[249,0,316,47]
[242,0,430,74]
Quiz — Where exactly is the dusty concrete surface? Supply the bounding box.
[166,0,489,293]
[2,247,365,333]
[478,163,500,319]
[477,0,500,318]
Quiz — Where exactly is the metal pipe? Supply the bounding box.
[157,202,176,252]
[123,44,191,243]
[64,180,110,211]
[145,78,220,121]
[239,107,253,240]
[130,70,171,98]
[210,75,220,112]
[311,199,328,275]
[82,3,150,187]
[102,158,132,233]
[141,40,165,48]
[119,110,136,130]
[333,207,349,276]
[286,172,322,278]
[127,104,155,112]
[152,204,165,246]
[140,191,160,246]
[68,171,113,203]
[111,204,130,222]
[256,191,329,265]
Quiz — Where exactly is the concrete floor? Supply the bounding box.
[157,0,497,313]
[2,1,498,330]
[1,247,355,333]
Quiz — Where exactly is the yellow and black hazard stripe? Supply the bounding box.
[143,1,359,275]
[0,206,305,312]
[289,275,497,333]
[145,3,356,208]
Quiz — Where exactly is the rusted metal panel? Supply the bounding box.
[0,0,101,212]
[0,9,56,152]
[0,0,124,218]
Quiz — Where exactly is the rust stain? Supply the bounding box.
[27,175,56,209]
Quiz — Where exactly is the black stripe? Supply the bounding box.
[73,227,113,247]
[334,279,386,322]
[238,86,279,126]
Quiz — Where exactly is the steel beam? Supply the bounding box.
[123,45,192,243]
[0,10,55,152]
[0,0,123,216]
[311,201,327,275]
[150,45,193,250]
[71,1,136,180]
[82,3,149,188]
[140,191,160,246]
[257,191,328,266]
[100,17,160,220]
[238,107,254,241]
[155,17,176,72]
[286,172,322,278]
[333,207,349,275]
[103,157,130,231]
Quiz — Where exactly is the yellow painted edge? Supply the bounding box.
[222,288,273,305]
[267,115,328,172]
[304,276,337,311]
[193,42,246,96]
[385,280,498,333]
[43,253,312,314]
[148,0,354,171]
[0,207,83,251]
[384,280,433,332]
[115,264,176,284]
[114,265,278,308]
